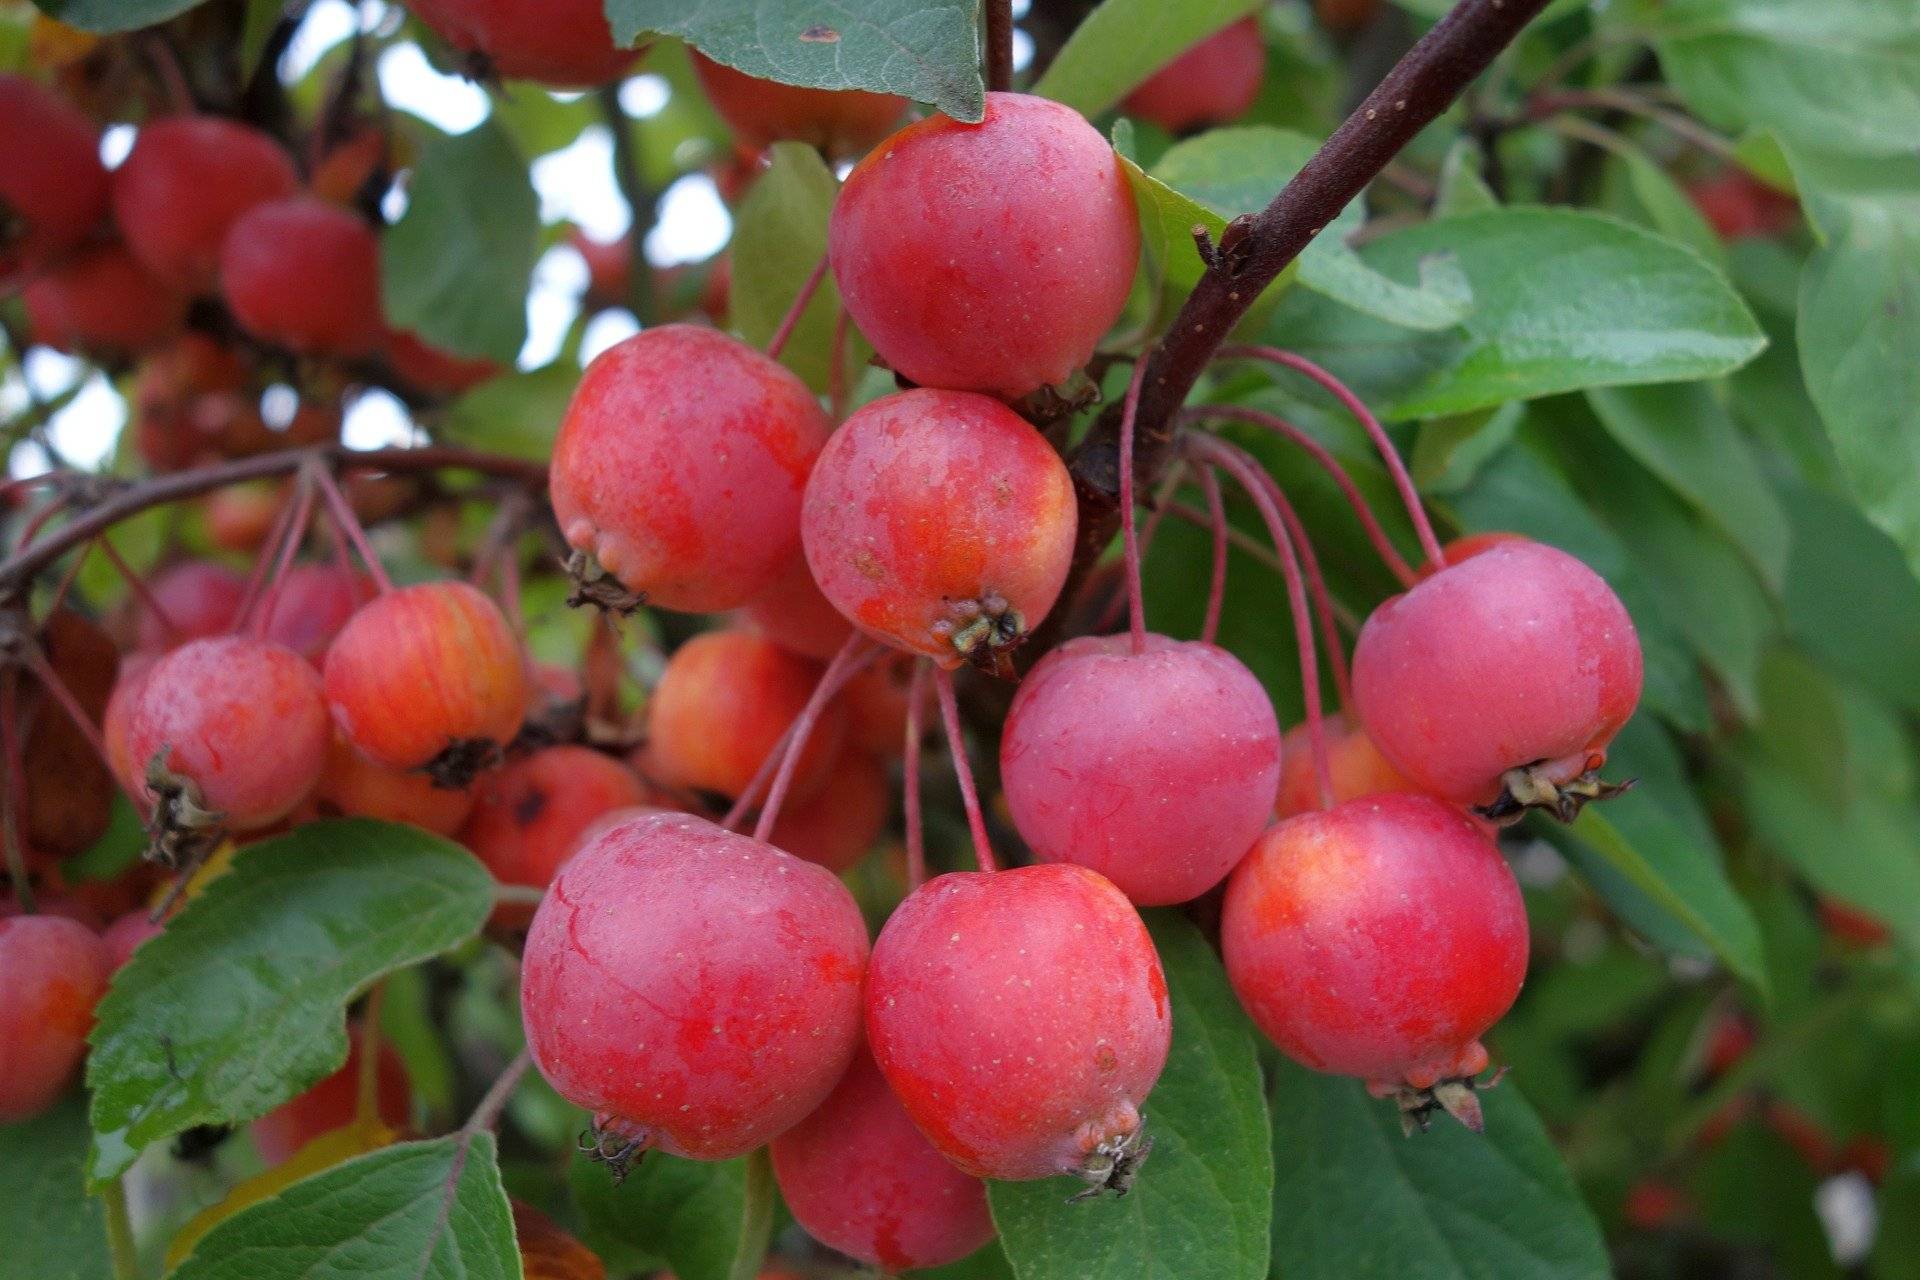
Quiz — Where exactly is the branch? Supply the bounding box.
[598,84,659,325]
[984,0,1015,93]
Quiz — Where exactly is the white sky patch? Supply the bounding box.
[342,387,418,450]
[520,246,587,369]
[646,174,730,266]
[282,0,360,82]
[619,75,671,119]
[100,123,135,169]
[581,310,642,364]
[1816,1173,1877,1267]
[531,126,629,241]
[378,42,490,134]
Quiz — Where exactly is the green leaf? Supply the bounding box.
[571,1148,756,1280]
[1594,133,1726,267]
[382,121,539,364]
[0,1097,110,1280]
[86,821,495,1182]
[989,914,1270,1280]
[1780,484,1920,715]
[608,0,985,122]
[1433,140,1500,218]
[732,141,866,393]
[1266,1060,1609,1280]
[1035,0,1262,118]
[239,0,286,81]
[1362,209,1765,418]
[27,0,208,34]
[439,363,579,461]
[168,1134,519,1279]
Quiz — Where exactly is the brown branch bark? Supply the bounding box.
[984,0,1016,93]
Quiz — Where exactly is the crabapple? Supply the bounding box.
[1002,634,1280,905]
[1352,537,1642,818]
[386,329,501,397]
[646,630,848,803]
[1121,17,1265,133]
[133,559,247,652]
[568,227,633,309]
[1688,168,1799,241]
[520,811,868,1162]
[257,564,376,666]
[314,733,474,837]
[130,334,254,472]
[408,0,639,87]
[802,389,1076,672]
[0,75,108,281]
[220,197,384,357]
[459,745,649,897]
[126,636,331,831]
[771,1047,996,1271]
[23,609,119,859]
[22,243,186,356]
[842,656,915,756]
[741,553,853,662]
[0,914,112,1122]
[690,51,906,158]
[768,750,889,873]
[1221,794,1526,1124]
[866,864,1170,1188]
[102,910,163,969]
[1272,711,1411,818]
[829,92,1140,398]
[112,116,299,292]
[250,1025,411,1163]
[323,581,530,781]
[102,654,155,789]
[550,326,831,613]
[204,482,287,554]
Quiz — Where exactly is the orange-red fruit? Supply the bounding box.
[0,914,113,1122]
[102,910,163,969]
[257,564,376,667]
[740,553,853,662]
[221,197,384,357]
[324,582,530,773]
[315,734,474,836]
[112,116,300,292]
[771,1047,996,1271]
[0,74,108,282]
[460,745,649,893]
[802,389,1076,668]
[1272,712,1412,818]
[133,559,247,653]
[769,752,889,873]
[250,1026,411,1163]
[830,92,1140,398]
[690,51,906,158]
[646,630,847,803]
[407,0,639,87]
[551,325,832,613]
[1122,17,1265,133]
[23,242,186,356]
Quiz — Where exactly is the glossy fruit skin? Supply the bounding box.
[1121,17,1264,133]
[408,0,638,87]
[460,745,649,893]
[221,197,384,357]
[102,910,163,969]
[646,630,847,803]
[112,116,299,292]
[133,559,247,653]
[126,636,331,829]
[741,553,853,662]
[866,864,1170,1182]
[1272,711,1411,818]
[386,329,501,397]
[103,654,155,789]
[0,914,113,1122]
[1003,634,1280,905]
[1221,794,1527,1085]
[0,75,108,282]
[250,1026,411,1163]
[323,581,530,773]
[1352,538,1643,806]
[258,565,376,666]
[315,734,474,836]
[690,51,906,158]
[769,750,889,873]
[520,811,869,1160]
[830,92,1140,398]
[772,1047,996,1271]
[551,326,831,613]
[802,390,1076,668]
[22,243,186,356]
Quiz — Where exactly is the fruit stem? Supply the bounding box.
[764,253,830,363]
[1186,435,1334,809]
[1213,346,1445,570]
[19,643,121,794]
[101,1173,137,1280]
[355,984,387,1127]
[242,473,319,638]
[934,666,998,874]
[903,660,931,890]
[97,538,181,645]
[311,464,395,594]
[726,1148,777,1280]
[1267,480,1353,710]
[984,0,1016,92]
[749,635,878,844]
[1117,356,1150,655]
[0,669,35,913]
[462,1049,531,1136]
[597,83,659,326]
[1190,461,1229,646]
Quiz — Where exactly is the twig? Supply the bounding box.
[463,1050,531,1136]
[935,667,996,874]
[598,84,658,324]
[765,254,830,363]
[984,0,1016,93]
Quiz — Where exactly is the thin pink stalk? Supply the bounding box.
[751,635,874,843]
[1191,462,1229,647]
[933,667,996,873]
[98,538,179,644]
[902,660,931,890]
[1260,475,1353,709]
[1117,356,1151,654]
[245,480,319,638]
[20,646,118,785]
[0,671,34,911]
[765,254,830,363]
[312,465,394,593]
[234,473,309,627]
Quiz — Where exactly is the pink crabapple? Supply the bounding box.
[1121,17,1266,134]
[0,74,108,282]
[406,0,639,88]
[111,116,300,293]
[219,197,385,358]
[22,243,187,357]
[690,51,906,158]
[0,914,112,1123]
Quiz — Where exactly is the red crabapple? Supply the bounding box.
[0,914,112,1123]
[842,657,914,756]
[1352,537,1642,819]
[1221,794,1527,1128]
[829,92,1140,398]
[126,636,331,834]
[23,242,186,357]
[408,0,639,87]
[1121,17,1265,134]
[459,745,649,898]
[1002,634,1280,905]
[690,52,906,158]
[220,197,384,357]
[771,1046,996,1271]
[550,326,831,613]
[802,389,1076,673]
[1687,169,1799,241]
[768,750,889,873]
[258,564,375,667]
[130,334,255,472]
[0,74,108,282]
[103,655,155,790]
[1272,712,1412,818]
[314,733,475,836]
[205,482,288,554]
[740,553,854,663]
[866,864,1170,1189]
[645,630,848,802]
[133,559,247,653]
[521,811,868,1163]
[102,910,163,970]
[385,329,501,397]
[250,1025,411,1163]
[112,116,299,292]
[324,582,530,782]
